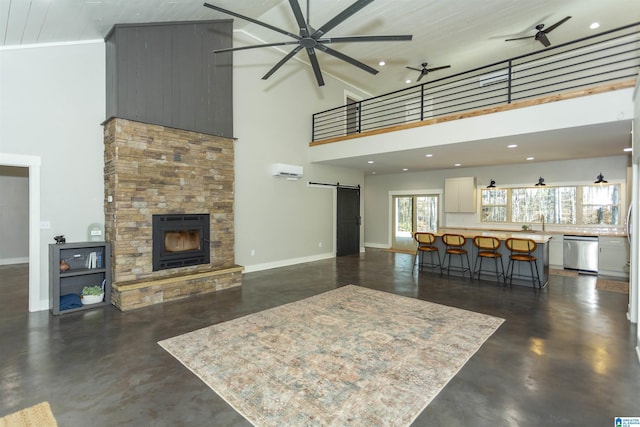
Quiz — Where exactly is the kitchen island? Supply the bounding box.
[427,228,554,288]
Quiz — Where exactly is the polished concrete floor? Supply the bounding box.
[1,249,639,426]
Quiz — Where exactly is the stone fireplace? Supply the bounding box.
[152,213,210,271]
[104,118,242,311]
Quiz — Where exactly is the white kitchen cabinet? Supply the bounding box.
[598,236,629,277]
[444,177,476,213]
[548,236,563,269]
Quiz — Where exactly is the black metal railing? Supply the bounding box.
[312,22,640,142]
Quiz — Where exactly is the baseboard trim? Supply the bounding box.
[364,242,390,249]
[0,257,29,266]
[242,252,335,273]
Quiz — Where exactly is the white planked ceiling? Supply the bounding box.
[1,0,638,173]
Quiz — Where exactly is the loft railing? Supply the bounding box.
[312,22,640,143]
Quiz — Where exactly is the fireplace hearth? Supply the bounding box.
[152,214,210,271]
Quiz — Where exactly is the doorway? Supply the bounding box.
[391,193,439,252]
[0,154,41,312]
[346,96,359,135]
[336,187,360,256]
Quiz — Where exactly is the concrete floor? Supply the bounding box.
[1,249,639,426]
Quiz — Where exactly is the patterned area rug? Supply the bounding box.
[0,402,57,427]
[159,285,504,426]
[596,278,629,294]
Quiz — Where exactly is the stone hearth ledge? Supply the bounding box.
[111,265,244,311]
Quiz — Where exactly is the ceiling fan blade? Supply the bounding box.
[306,48,325,86]
[320,35,413,43]
[416,73,425,82]
[536,32,551,47]
[311,0,375,39]
[544,16,571,33]
[406,66,422,72]
[203,2,300,40]
[505,35,534,42]
[262,46,303,80]
[214,41,299,54]
[316,44,378,75]
[288,0,310,37]
[426,65,451,72]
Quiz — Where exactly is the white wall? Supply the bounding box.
[232,32,368,271]
[364,155,630,248]
[0,41,106,310]
[0,167,29,264]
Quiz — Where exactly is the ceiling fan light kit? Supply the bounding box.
[405,62,451,82]
[505,16,572,47]
[203,0,413,87]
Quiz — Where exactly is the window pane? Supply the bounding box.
[512,187,576,224]
[582,184,620,225]
[482,189,507,205]
[482,206,506,222]
[582,205,619,225]
[583,184,619,205]
[416,196,438,232]
[395,197,412,237]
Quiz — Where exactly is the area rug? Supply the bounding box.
[159,285,504,426]
[0,402,57,427]
[596,278,629,294]
[549,268,579,277]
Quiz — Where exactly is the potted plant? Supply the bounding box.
[81,284,104,305]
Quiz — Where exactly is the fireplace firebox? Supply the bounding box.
[152,214,210,271]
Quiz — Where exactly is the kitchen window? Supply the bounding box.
[481,183,621,226]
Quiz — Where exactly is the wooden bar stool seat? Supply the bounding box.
[413,232,441,273]
[441,233,473,279]
[472,236,505,282]
[505,238,541,288]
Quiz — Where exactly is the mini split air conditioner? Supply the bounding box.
[271,163,303,179]
[478,69,510,87]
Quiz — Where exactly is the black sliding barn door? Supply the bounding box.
[337,187,361,256]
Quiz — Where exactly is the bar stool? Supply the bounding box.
[472,236,505,282]
[505,238,541,288]
[413,232,441,274]
[441,233,473,279]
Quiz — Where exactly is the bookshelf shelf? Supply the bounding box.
[49,241,112,315]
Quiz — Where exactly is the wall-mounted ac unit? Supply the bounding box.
[271,163,303,179]
[478,69,510,87]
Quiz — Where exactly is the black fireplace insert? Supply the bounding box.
[152,214,210,271]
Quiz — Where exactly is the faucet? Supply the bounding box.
[540,214,545,232]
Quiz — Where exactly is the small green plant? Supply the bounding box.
[82,285,103,296]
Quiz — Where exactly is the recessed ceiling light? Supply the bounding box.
[425,154,433,157]
[402,168,409,171]
[371,171,376,175]
[454,163,461,167]
[526,157,535,160]
[590,22,600,29]
[624,147,632,152]
[379,60,385,66]
[367,160,374,164]
[405,79,411,84]
[507,144,518,148]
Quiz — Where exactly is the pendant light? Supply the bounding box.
[487,179,496,188]
[594,173,608,184]
[535,177,545,186]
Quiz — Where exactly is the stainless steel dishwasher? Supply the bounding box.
[563,235,599,273]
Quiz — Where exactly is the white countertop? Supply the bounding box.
[436,228,554,243]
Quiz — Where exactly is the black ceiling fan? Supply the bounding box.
[405,62,451,82]
[203,0,413,87]
[505,16,572,47]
